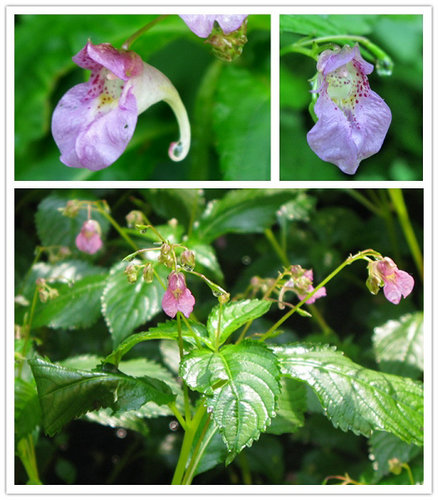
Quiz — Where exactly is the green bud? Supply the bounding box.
[60,200,80,218]
[180,250,196,271]
[124,264,139,283]
[38,289,49,303]
[142,263,154,283]
[218,292,230,305]
[125,210,146,228]
[207,20,248,62]
[388,458,402,475]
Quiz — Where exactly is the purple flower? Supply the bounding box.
[75,219,103,254]
[179,15,248,38]
[52,41,190,171]
[367,257,414,304]
[283,265,326,305]
[162,271,195,318]
[307,44,392,175]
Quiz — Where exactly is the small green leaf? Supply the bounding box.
[373,312,423,378]
[103,320,206,365]
[101,262,168,347]
[213,65,270,180]
[29,357,175,436]
[193,189,295,243]
[207,299,271,347]
[180,340,281,461]
[273,343,423,446]
[32,274,107,330]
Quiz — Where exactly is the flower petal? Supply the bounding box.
[180,15,247,38]
[394,270,415,298]
[177,289,196,318]
[307,92,360,174]
[161,289,179,318]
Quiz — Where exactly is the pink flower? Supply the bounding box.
[367,257,414,304]
[162,271,195,318]
[307,44,392,175]
[179,15,248,38]
[284,265,326,305]
[75,219,103,254]
[52,40,190,171]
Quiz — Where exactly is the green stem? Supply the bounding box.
[264,228,289,267]
[401,463,415,485]
[97,209,138,251]
[280,44,318,59]
[345,189,383,217]
[182,414,213,484]
[17,435,42,485]
[258,250,380,341]
[168,402,187,432]
[181,314,203,349]
[122,15,169,49]
[388,189,423,280]
[177,312,191,424]
[171,403,206,485]
[307,303,332,335]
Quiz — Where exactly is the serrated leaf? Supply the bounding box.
[29,357,175,436]
[373,312,423,378]
[368,431,422,482]
[32,274,107,330]
[15,378,42,442]
[180,340,281,461]
[207,299,271,347]
[35,194,109,248]
[193,189,296,243]
[103,320,206,366]
[213,65,270,180]
[267,378,306,435]
[101,262,169,347]
[273,344,423,446]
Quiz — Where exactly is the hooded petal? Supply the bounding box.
[180,15,247,38]
[161,289,179,318]
[176,288,196,318]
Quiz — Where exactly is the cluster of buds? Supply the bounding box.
[278,265,327,308]
[60,199,81,218]
[124,262,154,284]
[36,278,59,303]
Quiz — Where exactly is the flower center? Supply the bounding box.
[326,62,356,100]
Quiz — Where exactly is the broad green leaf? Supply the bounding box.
[180,340,281,461]
[368,431,422,481]
[213,65,270,180]
[141,189,205,229]
[15,378,42,442]
[193,189,296,243]
[207,299,271,347]
[372,312,423,378]
[31,274,107,330]
[101,261,169,347]
[266,378,306,435]
[103,320,206,365]
[185,241,224,283]
[29,357,175,436]
[280,14,378,37]
[35,194,109,248]
[273,344,423,446]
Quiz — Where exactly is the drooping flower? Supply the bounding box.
[75,219,103,254]
[52,40,190,171]
[366,257,414,304]
[162,271,195,318]
[179,15,248,38]
[179,15,248,61]
[307,44,392,175]
[281,265,326,305]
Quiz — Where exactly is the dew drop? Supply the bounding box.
[376,59,393,77]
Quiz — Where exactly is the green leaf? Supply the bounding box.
[29,357,175,436]
[180,340,281,461]
[101,262,168,347]
[193,189,296,243]
[185,240,224,283]
[35,194,109,248]
[372,312,423,378]
[207,299,271,347]
[15,378,42,442]
[32,274,107,330]
[280,14,378,37]
[368,431,422,482]
[273,344,423,446]
[103,319,206,365]
[213,65,270,180]
[266,378,306,435]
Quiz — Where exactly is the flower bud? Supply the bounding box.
[61,200,81,218]
[142,263,154,283]
[124,263,139,283]
[75,219,103,255]
[125,210,146,228]
[180,250,196,271]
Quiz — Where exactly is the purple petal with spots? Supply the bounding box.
[307,44,392,175]
[179,15,248,38]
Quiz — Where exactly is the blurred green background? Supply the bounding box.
[15,14,270,180]
[280,15,423,180]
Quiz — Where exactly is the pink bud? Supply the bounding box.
[75,219,103,254]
